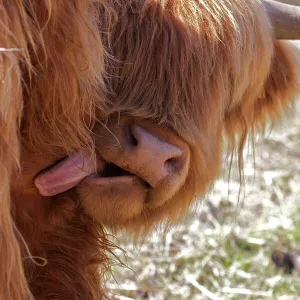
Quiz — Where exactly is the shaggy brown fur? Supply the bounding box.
[0,0,298,299]
[2,1,106,299]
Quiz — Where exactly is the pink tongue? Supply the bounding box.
[34,153,103,196]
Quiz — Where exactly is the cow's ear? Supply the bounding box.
[225,41,300,145]
[254,41,300,129]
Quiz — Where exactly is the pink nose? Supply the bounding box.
[117,124,187,187]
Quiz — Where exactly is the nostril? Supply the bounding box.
[130,132,138,146]
[128,124,138,146]
[164,156,183,172]
[165,157,177,165]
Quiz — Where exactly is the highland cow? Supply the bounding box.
[0,0,299,299]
